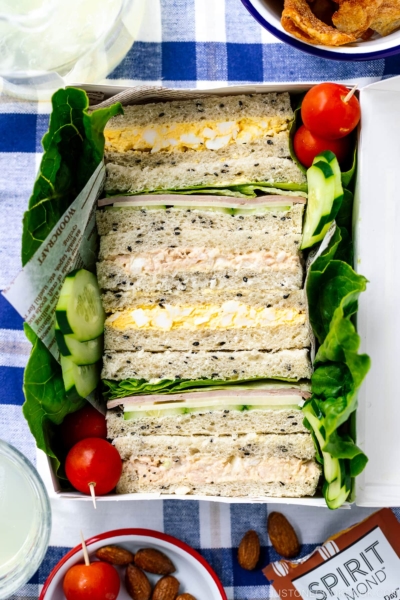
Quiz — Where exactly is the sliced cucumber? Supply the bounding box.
[302,403,351,509]
[56,269,105,342]
[60,356,100,402]
[301,152,343,250]
[55,323,103,365]
[233,206,291,215]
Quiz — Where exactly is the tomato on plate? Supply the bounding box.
[63,561,120,600]
[301,82,360,140]
[60,404,107,450]
[65,438,122,495]
[293,125,351,168]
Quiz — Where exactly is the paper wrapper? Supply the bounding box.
[3,162,105,358]
[264,508,400,597]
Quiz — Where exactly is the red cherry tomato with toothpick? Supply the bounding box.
[65,438,122,496]
[294,125,351,168]
[301,82,361,140]
[60,405,107,450]
[63,561,120,600]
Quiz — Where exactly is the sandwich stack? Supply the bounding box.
[97,92,321,498]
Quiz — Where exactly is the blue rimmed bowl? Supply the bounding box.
[241,0,400,60]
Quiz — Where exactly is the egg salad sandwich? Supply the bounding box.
[103,93,307,196]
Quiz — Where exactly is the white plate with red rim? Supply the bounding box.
[39,528,227,600]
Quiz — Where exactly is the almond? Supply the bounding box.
[125,563,152,600]
[237,530,260,570]
[267,512,300,558]
[95,544,135,565]
[135,548,176,575]
[176,595,197,600]
[152,575,180,600]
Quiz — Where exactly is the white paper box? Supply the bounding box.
[21,78,400,507]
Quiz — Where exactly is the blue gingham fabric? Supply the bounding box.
[1,1,400,598]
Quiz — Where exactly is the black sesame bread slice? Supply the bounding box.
[105,146,305,196]
[96,202,305,237]
[101,348,312,382]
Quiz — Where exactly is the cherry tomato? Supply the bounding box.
[301,82,360,140]
[293,125,351,168]
[65,438,122,495]
[61,405,107,450]
[63,561,120,600]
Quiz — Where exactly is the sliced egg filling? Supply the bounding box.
[113,247,300,274]
[105,117,290,154]
[106,301,306,331]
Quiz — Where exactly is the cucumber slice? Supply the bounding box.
[60,356,100,402]
[301,153,343,250]
[55,324,103,365]
[56,269,105,342]
[233,206,291,215]
[303,403,351,509]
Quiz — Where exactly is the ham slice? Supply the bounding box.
[98,194,306,208]
[107,387,311,410]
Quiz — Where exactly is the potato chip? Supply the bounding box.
[332,0,383,36]
[370,0,400,35]
[282,0,358,45]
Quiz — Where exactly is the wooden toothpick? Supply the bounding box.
[89,482,97,509]
[344,85,358,103]
[80,531,90,567]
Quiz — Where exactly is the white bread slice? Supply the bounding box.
[96,203,305,237]
[105,149,305,195]
[104,93,293,134]
[107,406,309,437]
[101,348,312,382]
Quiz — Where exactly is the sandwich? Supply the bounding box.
[103,93,307,196]
[96,93,319,499]
[98,196,313,396]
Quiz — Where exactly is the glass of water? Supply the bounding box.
[0,0,145,100]
[0,439,51,599]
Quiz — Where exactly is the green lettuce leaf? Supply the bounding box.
[103,376,300,400]
[306,227,367,344]
[21,88,123,266]
[21,88,122,470]
[106,180,307,199]
[303,225,370,507]
[23,324,86,476]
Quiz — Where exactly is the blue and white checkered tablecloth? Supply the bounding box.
[1,1,400,598]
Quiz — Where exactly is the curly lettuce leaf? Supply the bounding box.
[22,88,123,265]
[105,180,307,199]
[306,227,367,344]
[23,324,85,476]
[103,376,299,400]
[304,224,370,507]
[21,89,122,470]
